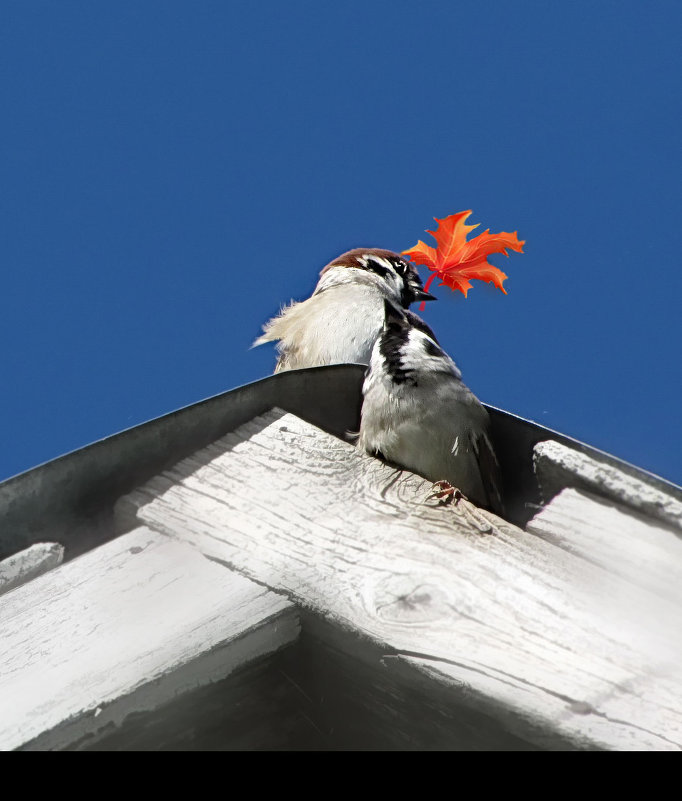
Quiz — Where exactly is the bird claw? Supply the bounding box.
[428,480,466,505]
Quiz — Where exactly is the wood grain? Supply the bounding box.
[0,526,299,750]
[118,409,682,751]
[534,440,682,530]
[527,487,682,601]
[0,542,63,596]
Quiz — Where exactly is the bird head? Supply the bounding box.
[316,248,436,308]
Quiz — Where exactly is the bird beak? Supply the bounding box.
[413,289,437,302]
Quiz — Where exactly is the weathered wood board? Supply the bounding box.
[0,365,367,562]
[527,487,682,602]
[534,440,682,531]
[0,526,299,750]
[118,409,682,751]
[0,542,63,597]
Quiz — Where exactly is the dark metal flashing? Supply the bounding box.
[1,364,679,561]
[0,366,364,560]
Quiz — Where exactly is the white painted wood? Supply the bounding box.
[0,542,64,597]
[527,487,682,602]
[0,526,299,751]
[534,440,682,531]
[118,409,682,751]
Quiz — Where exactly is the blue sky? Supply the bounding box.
[1,2,680,485]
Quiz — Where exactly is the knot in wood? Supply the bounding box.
[374,575,451,626]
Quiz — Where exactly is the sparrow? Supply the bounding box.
[357,300,504,515]
[253,248,437,372]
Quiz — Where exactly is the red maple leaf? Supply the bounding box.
[402,211,525,309]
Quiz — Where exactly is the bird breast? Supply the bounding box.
[358,371,492,503]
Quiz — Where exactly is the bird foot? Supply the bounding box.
[429,480,466,505]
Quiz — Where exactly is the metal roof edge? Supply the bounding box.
[1,365,679,560]
[0,365,365,559]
